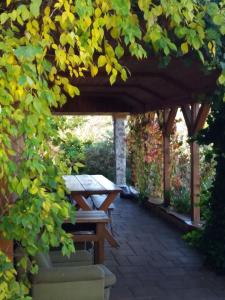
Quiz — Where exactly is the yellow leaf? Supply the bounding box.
[43,201,51,213]
[6,0,11,6]
[91,65,98,77]
[98,55,107,67]
[181,42,189,54]
[95,8,102,18]
[30,185,38,195]
[106,63,112,74]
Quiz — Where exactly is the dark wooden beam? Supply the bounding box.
[181,105,192,134]
[193,104,210,135]
[162,108,176,207]
[165,107,178,135]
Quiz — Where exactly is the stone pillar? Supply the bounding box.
[113,114,127,186]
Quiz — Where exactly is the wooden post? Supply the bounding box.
[163,110,170,206]
[190,140,200,224]
[181,103,210,225]
[162,108,177,206]
[190,104,200,224]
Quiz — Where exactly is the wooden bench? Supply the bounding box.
[91,194,116,232]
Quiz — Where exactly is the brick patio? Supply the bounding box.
[105,197,225,300]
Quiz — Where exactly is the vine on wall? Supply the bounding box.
[127,112,183,200]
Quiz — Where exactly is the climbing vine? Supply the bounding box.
[127,112,184,201]
[0,0,224,298]
[127,113,163,199]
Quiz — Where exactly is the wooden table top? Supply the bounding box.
[75,210,109,223]
[63,174,121,194]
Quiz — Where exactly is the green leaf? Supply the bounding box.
[0,13,9,25]
[218,74,225,85]
[30,0,42,18]
[15,45,43,61]
[213,14,225,26]
[111,0,130,16]
[121,69,127,81]
[20,5,30,21]
[0,88,13,105]
[207,3,219,16]
[115,44,124,59]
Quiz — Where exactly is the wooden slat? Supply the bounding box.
[76,175,106,192]
[63,175,85,192]
[93,175,121,192]
[72,235,98,242]
[75,210,109,223]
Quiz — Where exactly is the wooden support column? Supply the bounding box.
[162,108,177,206]
[190,104,200,224]
[181,103,210,225]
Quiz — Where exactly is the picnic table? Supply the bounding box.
[63,174,121,248]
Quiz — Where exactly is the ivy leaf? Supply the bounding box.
[6,0,11,6]
[15,45,43,61]
[181,42,189,54]
[111,0,130,16]
[91,65,98,77]
[0,88,13,105]
[0,13,9,25]
[207,3,219,16]
[30,0,42,18]
[213,14,225,26]
[115,44,124,59]
[98,55,107,67]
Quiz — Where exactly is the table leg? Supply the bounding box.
[99,191,119,211]
[72,194,92,210]
[95,223,105,264]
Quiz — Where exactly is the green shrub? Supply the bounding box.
[59,137,86,169]
[171,186,191,214]
[82,138,115,181]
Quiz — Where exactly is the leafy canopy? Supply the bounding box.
[0,0,224,298]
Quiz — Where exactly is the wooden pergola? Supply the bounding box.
[0,54,218,260]
[56,55,218,226]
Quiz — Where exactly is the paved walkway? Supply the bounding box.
[105,198,225,300]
